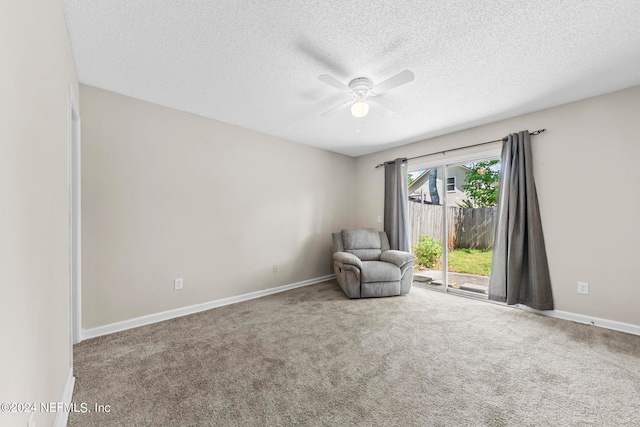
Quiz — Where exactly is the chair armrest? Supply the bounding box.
[380,250,415,269]
[333,252,363,269]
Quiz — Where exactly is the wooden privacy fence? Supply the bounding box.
[408,202,496,250]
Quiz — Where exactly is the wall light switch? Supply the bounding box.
[377,215,382,224]
[174,278,183,290]
[577,282,588,295]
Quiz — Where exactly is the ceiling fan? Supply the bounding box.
[317,70,414,118]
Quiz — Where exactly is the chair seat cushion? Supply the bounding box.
[361,261,401,283]
[346,249,382,261]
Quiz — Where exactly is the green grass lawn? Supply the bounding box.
[447,248,493,276]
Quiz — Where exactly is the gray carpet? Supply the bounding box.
[70,280,640,426]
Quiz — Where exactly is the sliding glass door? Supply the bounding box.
[409,153,501,298]
[408,166,446,291]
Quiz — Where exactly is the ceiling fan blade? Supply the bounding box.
[320,101,352,117]
[372,70,414,94]
[368,99,393,117]
[318,74,350,92]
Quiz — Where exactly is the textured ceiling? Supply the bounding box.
[62,0,640,157]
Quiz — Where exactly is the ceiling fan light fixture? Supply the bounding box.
[318,71,413,118]
[351,100,369,118]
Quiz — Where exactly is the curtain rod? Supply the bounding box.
[374,129,546,168]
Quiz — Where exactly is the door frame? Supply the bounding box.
[68,86,82,347]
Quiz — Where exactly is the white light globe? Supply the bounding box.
[351,101,369,118]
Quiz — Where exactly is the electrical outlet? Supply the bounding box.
[377,215,382,224]
[273,265,278,273]
[174,278,183,290]
[577,282,589,295]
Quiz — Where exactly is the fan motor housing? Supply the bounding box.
[348,77,373,92]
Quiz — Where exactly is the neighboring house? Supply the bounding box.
[409,165,471,207]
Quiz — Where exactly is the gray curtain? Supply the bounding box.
[489,131,554,310]
[384,158,410,252]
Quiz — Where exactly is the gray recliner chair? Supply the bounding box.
[332,228,415,298]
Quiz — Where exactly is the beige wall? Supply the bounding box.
[80,85,355,328]
[355,86,640,327]
[0,1,79,427]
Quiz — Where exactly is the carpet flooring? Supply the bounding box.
[69,280,640,426]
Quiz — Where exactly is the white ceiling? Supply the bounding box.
[62,0,640,157]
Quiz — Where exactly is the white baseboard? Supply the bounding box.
[518,305,640,336]
[81,275,335,341]
[52,368,75,427]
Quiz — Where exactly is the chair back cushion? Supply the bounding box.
[341,228,382,261]
[332,232,344,253]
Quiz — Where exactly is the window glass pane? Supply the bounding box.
[447,176,455,192]
[409,167,445,291]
